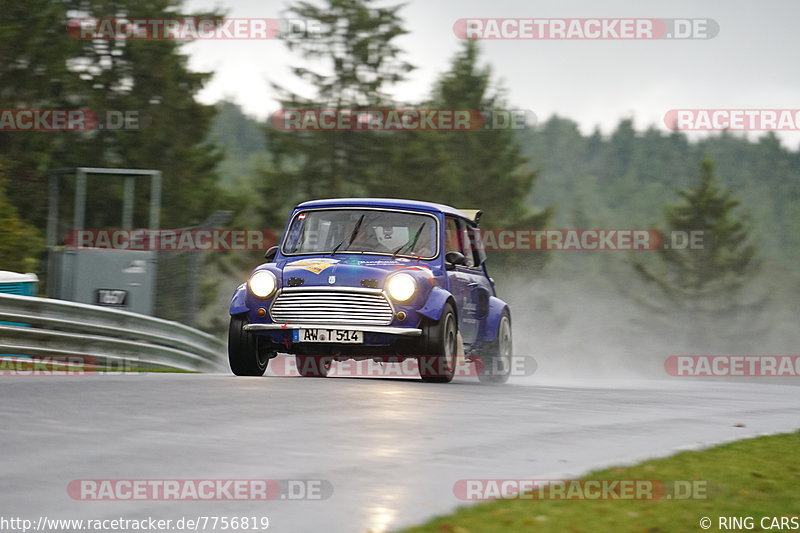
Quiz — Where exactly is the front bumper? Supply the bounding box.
[243,323,422,337]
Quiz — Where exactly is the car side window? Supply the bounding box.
[456,219,476,268]
[467,226,485,268]
[445,217,476,268]
[445,217,461,255]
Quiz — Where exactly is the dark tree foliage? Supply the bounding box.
[0,174,44,272]
[426,41,550,231]
[264,0,414,201]
[0,0,226,232]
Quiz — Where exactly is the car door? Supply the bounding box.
[445,217,485,345]
[444,217,470,336]
[455,220,490,346]
[462,224,493,347]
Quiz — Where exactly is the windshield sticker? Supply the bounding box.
[287,258,339,274]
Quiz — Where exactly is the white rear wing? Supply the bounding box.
[457,209,483,226]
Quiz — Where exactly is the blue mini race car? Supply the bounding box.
[228,198,512,383]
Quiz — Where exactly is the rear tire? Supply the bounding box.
[477,311,512,384]
[296,355,334,377]
[228,314,268,376]
[418,302,458,383]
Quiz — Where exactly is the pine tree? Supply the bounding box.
[377,41,551,237]
[264,0,414,200]
[631,158,767,351]
[423,41,551,272]
[427,41,550,231]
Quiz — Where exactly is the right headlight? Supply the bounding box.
[386,273,417,302]
[248,270,277,299]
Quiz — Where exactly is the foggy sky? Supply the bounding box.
[184,0,800,147]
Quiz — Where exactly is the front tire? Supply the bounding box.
[477,311,512,384]
[228,314,268,376]
[418,302,458,383]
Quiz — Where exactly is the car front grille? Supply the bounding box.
[270,289,394,326]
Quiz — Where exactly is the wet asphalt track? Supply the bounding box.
[1,366,799,533]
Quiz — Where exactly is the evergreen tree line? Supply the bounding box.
[520,117,800,269]
[211,106,800,276]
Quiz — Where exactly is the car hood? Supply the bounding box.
[276,256,432,288]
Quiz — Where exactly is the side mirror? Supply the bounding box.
[264,246,278,262]
[445,251,466,270]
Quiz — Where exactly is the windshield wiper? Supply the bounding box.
[330,214,365,256]
[392,223,425,258]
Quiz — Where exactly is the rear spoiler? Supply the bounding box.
[458,209,483,226]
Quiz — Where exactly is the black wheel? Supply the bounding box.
[228,314,269,376]
[295,355,334,377]
[477,311,512,384]
[418,302,458,383]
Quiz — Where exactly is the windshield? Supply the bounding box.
[282,209,439,259]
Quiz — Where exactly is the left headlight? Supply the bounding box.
[386,273,417,302]
[249,270,278,299]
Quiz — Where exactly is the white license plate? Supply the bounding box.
[293,329,363,344]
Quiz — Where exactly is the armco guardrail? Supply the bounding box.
[0,293,225,372]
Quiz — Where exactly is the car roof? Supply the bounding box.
[296,198,473,221]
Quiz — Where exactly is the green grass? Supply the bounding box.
[400,431,800,533]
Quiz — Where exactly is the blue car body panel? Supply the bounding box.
[417,286,455,322]
[481,296,510,343]
[229,284,249,315]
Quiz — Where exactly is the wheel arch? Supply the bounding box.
[481,297,511,343]
[229,283,249,315]
[417,286,458,323]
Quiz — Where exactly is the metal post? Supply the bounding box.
[73,168,87,231]
[46,173,60,297]
[46,174,59,248]
[149,171,161,231]
[122,175,135,229]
